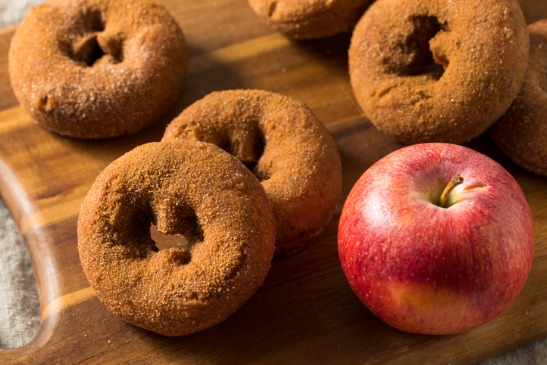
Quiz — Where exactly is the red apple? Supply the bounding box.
[338,143,534,335]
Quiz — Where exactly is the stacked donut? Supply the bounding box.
[78,89,342,336]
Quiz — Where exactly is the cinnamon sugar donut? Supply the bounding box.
[248,0,373,39]
[489,20,547,176]
[9,0,187,139]
[77,140,275,336]
[162,90,342,256]
[349,0,529,144]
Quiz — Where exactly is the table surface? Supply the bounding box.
[1,0,547,364]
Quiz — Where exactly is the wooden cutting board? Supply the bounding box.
[1,0,547,363]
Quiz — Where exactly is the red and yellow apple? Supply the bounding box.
[338,143,534,335]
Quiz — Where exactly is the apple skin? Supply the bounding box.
[338,143,534,335]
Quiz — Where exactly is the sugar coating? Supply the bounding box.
[9,0,187,139]
[77,140,276,336]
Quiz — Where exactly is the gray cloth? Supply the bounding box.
[0,199,40,348]
[0,0,545,363]
[0,0,43,27]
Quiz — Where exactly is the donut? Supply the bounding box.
[162,89,342,256]
[348,0,529,145]
[77,140,276,336]
[489,20,547,176]
[248,0,373,39]
[9,0,187,139]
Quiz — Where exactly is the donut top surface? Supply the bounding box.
[78,140,276,336]
[349,0,529,144]
[9,0,187,138]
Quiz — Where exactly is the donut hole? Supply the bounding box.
[71,34,125,66]
[149,208,204,265]
[73,35,106,66]
[218,129,269,181]
[385,15,447,79]
[150,224,192,264]
[66,8,124,66]
[242,134,266,179]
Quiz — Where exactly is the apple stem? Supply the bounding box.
[439,175,464,208]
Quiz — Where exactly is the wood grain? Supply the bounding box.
[1,0,546,363]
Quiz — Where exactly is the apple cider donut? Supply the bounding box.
[248,0,373,39]
[162,89,342,256]
[489,20,547,176]
[349,0,529,144]
[77,140,276,336]
[9,0,187,139]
